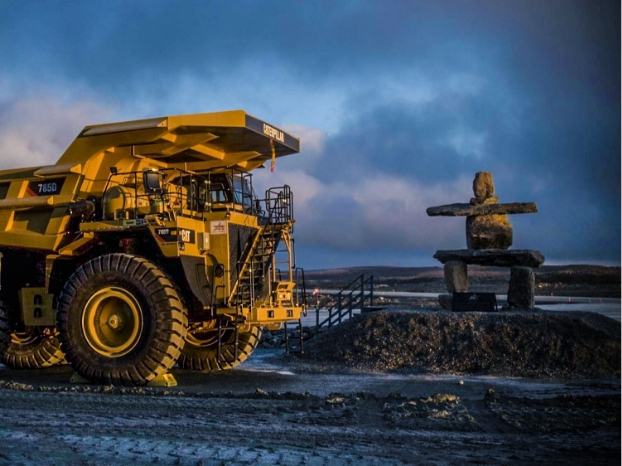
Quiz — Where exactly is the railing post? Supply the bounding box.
[348,294,353,318]
[337,294,342,325]
[316,300,320,328]
[314,273,375,332]
[298,319,304,354]
[370,275,374,306]
[361,275,365,309]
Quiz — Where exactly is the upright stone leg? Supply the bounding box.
[507,266,535,309]
[444,260,468,292]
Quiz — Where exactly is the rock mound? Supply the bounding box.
[301,310,620,378]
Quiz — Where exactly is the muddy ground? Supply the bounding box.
[0,345,620,465]
[0,380,618,466]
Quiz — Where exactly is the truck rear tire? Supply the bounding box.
[56,254,187,385]
[0,302,65,369]
[0,302,9,356]
[3,330,65,369]
[177,325,261,371]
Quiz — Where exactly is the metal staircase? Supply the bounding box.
[218,185,296,364]
[229,223,283,308]
[284,267,307,354]
[314,274,375,332]
[228,185,293,309]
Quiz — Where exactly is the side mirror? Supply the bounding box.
[143,169,162,195]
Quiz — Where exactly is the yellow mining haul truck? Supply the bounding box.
[0,110,307,385]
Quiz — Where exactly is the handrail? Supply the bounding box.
[294,267,307,310]
[101,166,262,222]
[314,274,374,331]
[314,273,371,310]
[228,185,295,307]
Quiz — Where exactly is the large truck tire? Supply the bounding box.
[177,325,261,371]
[0,302,9,356]
[0,301,65,369]
[56,254,187,386]
[3,331,65,369]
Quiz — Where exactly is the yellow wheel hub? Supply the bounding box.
[82,287,143,357]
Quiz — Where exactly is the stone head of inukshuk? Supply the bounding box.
[467,171,511,250]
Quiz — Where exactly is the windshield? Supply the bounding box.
[232,176,254,210]
[166,171,259,214]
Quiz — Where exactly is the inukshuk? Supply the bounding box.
[426,172,544,309]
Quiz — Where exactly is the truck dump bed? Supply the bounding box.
[0,110,300,251]
[60,109,300,171]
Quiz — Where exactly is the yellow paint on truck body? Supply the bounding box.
[0,110,305,329]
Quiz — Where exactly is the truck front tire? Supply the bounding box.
[56,254,187,385]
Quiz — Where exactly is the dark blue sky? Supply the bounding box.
[0,0,619,268]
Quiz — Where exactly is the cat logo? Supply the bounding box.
[179,229,195,244]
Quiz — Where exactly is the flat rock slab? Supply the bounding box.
[434,249,545,268]
[426,202,537,217]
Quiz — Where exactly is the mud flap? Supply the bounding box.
[180,255,212,307]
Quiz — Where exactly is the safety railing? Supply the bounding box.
[265,185,293,226]
[102,167,262,222]
[314,274,374,331]
[229,185,295,308]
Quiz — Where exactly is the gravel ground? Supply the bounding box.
[0,379,619,465]
[297,310,621,378]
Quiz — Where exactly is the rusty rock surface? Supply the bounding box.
[473,171,495,198]
[466,214,513,250]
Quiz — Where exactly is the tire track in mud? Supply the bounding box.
[0,386,619,465]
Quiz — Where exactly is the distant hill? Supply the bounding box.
[304,264,621,298]
[305,264,620,279]
[305,266,442,280]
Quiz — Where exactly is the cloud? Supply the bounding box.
[256,162,471,254]
[0,93,116,169]
[282,124,326,154]
[253,123,327,193]
[0,0,617,268]
[255,71,619,267]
